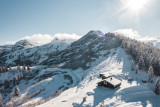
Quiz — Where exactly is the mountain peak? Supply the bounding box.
[71,30,103,47]
[12,39,37,50]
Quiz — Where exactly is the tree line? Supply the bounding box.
[109,32,160,95]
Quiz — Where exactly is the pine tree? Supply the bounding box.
[4,66,8,72]
[5,66,8,72]
[14,86,20,96]
[23,65,26,71]
[155,76,160,95]
[138,55,145,69]
[2,66,5,72]
[28,69,32,76]
[0,92,2,105]
[4,79,9,89]
[20,73,23,79]
[17,75,21,81]
[131,60,134,70]
[13,76,18,86]
[27,65,30,70]
[148,66,154,83]
[17,65,20,71]
[1,67,3,73]
[136,64,139,74]
[22,66,25,75]
[20,67,22,72]
[0,67,2,73]
[9,66,11,70]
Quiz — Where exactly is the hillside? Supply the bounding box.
[0,30,160,107]
[38,47,160,107]
[0,34,80,66]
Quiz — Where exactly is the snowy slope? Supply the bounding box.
[43,31,121,69]
[0,34,80,66]
[1,30,160,107]
[12,40,38,50]
[0,45,12,52]
[140,38,160,49]
[114,29,160,49]
[38,48,160,107]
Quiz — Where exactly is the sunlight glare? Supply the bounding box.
[126,0,149,12]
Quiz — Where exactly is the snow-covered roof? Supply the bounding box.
[104,77,121,87]
[100,73,110,77]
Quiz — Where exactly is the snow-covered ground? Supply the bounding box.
[37,48,160,107]
[1,30,160,107]
[1,33,81,66]
[114,29,160,49]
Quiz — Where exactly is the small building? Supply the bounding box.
[99,73,110,79]
[99,73,105,77]
[97,77,122,89]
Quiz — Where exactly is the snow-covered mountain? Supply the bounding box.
[42,31,121,70]
[38,47,159,107]
[114,29,160,49]
[0,45,12,52]
[140,37,160,49]
[12,39,38,50]
[0,34,80,66]
[1,30,160,107]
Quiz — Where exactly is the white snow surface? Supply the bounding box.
[36,48,160,107]
[104,77,121,87]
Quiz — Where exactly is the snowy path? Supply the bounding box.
[69,69,81,86]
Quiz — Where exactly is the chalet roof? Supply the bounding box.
[104,77,121,87]
[100,73,110,77]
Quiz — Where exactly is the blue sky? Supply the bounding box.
[0,0,160,44]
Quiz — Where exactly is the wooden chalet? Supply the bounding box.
[99,73,110,79]
[98,77,122,89]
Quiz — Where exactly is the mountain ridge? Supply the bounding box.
[0,30,160,107]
